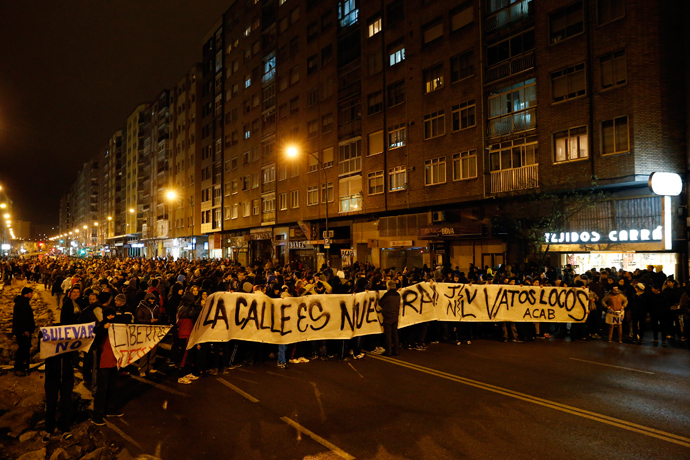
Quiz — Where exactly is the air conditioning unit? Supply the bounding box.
[432,211,445,223]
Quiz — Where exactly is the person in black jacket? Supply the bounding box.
[12,286,35,376]
[379,280,401,357]
[60,286,82,325]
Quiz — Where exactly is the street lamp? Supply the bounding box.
[286,145,330,267]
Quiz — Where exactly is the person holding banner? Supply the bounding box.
[380,280,401,357]
[43,346,75,441]
[135,293,161,377]
[92,307,124,425]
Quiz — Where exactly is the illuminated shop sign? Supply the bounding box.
[544,226,662,244]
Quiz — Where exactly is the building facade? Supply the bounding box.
[56,0,690,277]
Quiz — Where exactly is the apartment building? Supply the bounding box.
[168,65,207,259]
[209,0,688,275]
[56,0,689,274]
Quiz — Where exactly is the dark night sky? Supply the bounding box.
[0,1,230,227]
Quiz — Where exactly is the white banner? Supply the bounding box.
[188,283,588,347]
[40,323,96,359]
[108,324,172,368]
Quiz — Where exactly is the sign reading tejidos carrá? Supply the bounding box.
[187,283,589,347]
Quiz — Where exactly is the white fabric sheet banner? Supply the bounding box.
[40,322,96,359]
[108,324,172,368]
[188,283,588,347]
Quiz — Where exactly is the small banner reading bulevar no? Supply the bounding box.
[108,324,172,368]
[40,322,96,359]
[188,283,589,348]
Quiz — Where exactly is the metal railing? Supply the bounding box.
[490,163,539,193]
[485,0,532,33]
[486,50,535,83]
[487,107,536,137]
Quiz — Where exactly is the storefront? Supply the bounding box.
[544,194,682,278]
[380,241,429,270]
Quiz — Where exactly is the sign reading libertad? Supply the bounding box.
[187,283,588,347]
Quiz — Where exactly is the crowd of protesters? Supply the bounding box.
[7,255,690,437]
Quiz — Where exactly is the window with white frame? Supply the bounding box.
[489,135,538,171]
[338,140,362,176]
[423,64,444,93]
[388,42,405,66]
[232,179,238,194]
[251,172,259,189]
[600,50,626,89]
[452,100,476,131]
[262,165,275,184]
[368,130,383,156]
[601,116,629,155]
[554,126,588,163]
[368,15,381,37]
[308,153,318,173]
[423,20,443,45]
[389,166,407,191]
[488,79,536,118]
[308,120,319,138]
[243,202,251,217]
[321,182,334,202]
[452,150,477,180]
[290,190,300,208]
[262,195,275,214]
[224,206,232,220]
[424,110,446,140]
[322,113,334,132]
[598,0,625,25]
[368,171,384,195]
[279,192,287,210]
[424,157,446,185]
[388,124,406,149]
[338,175,363,212]
[252,199,260,215]
[552,63,585,102]
[307,186,319,205]
[338,0,359,28]
[224,181,231,196]
[550,1,584,44]
[322,147,334,168]
[231,203,239,219]
[278,163,287,181]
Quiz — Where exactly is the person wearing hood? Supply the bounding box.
[603,286,628,343]
[135,293,161,377]
[12,287,35,376]
[167,282,184,326]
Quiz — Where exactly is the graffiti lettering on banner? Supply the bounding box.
[108,324,172,368]
[187,283,589,347]
[40,322,96,359]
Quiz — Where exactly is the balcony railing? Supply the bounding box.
[486,50,535,83]
[339,194,362,213]
[490,163,538,193]
[485,0,532,33]
[487,107,536,137]
[262,210,275,224]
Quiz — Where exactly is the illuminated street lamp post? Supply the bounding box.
[286,146,330,266]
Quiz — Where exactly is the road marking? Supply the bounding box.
[105,420,142,450]
[569,358,655,375]
[310,382,327,422]
[280,416,355,460]
[348,363,364,379]
[217,377,259,402]
[368,354,690,449]
[129,375,190,397]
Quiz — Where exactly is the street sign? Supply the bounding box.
[323,230,334,238]
[324,238,331,248]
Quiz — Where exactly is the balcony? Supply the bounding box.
[339,194,362,213]
[487,107,536,137]
[486,50,535,83]
[490,163,538,194]
[262,210,275,225]
[485,0,532,33]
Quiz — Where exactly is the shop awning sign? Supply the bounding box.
[544,226,662,244]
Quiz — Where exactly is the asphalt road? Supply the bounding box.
[101,337,690,460]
